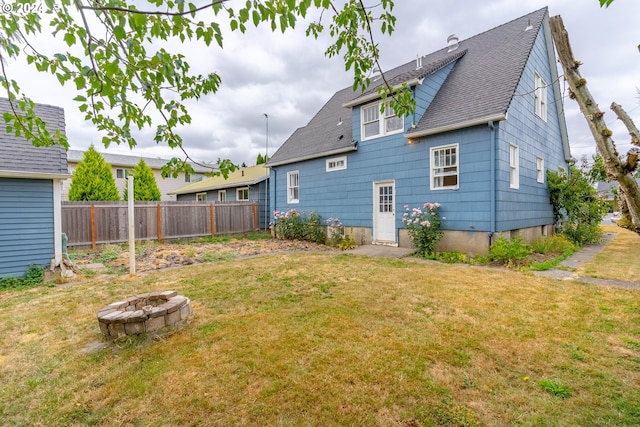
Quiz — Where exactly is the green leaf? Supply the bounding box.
[113,25,126,40]
[63,32,76,46]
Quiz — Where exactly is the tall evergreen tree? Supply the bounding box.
[68,146,120,201]
[122,159,162,201]
[256,153,264,165]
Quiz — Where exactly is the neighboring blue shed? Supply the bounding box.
[0,99,70,277]
[170,165,271,229]
[267,8,571,254]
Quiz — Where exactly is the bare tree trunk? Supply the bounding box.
[550,15,640,231]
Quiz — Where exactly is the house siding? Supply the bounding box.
[0,178,55,277]
[177,181,270,229]
[496,23,566,232]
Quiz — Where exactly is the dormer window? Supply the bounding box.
[361,100,404,140]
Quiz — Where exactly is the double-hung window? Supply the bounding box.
[218,190,226,202]
[534,72,547,121]
[287,171,299,203]
[430,144,459,190]
[361,101,403,140]
[510,144,520,189]
[196,192,207,201]
[237,188,249,201]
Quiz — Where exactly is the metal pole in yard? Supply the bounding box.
[128,175,136,276]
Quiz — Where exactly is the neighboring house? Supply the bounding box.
[170,165,270,229]
[267,8,571,254]
[597,179,640,211]
[0,99,71,277]
[63,150,214,201]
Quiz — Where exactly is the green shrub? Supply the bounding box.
[325,218,357,250]
[0,265,45,290]
[489,236,532,267]
[429,251,468,264]
[273,209,326,244]
[532,234,576,254]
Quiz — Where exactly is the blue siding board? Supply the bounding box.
[0,178,55,277]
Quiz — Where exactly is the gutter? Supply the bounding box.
[0,170,71,180]
[266,145,357,168]
[342,78,424,108]
[404,113,506,139]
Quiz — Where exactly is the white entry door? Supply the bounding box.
[373,181,396,244]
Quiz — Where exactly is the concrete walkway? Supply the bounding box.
[349,234,640,289]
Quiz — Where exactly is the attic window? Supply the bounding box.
[326,156,347,172]
[534,72,548,121]
[361,100,404,141]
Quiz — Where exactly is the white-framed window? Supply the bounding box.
[196,192,207,201]
[287,171,299,203]
[326,156,347,172]
[361,100,404,140]
[536,157,545,183]
[218,190,226,202]
[430,144,459,190]
[510,144,520,189]
[237,187,249,201]
[116,168,129,179]
[534,72,548,121]
[185,173,191,183]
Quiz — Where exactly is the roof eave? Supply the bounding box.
[404,113,507,139]
[267,146,357,167]
[342,78,423,108]
[0,170,71,179]
[169,175,270,195]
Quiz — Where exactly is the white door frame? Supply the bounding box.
[372,180,397,245]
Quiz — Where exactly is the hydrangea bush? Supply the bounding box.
[401,202,444,256]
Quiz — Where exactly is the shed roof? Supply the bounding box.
[0,98,69,178]
[67,149,215,174]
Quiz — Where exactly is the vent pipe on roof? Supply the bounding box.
[447,34,459,52]
[416,54,423,69]
[372,67,381,81]
[525,19,533,31]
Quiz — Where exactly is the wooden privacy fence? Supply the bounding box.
[62,201,259,248]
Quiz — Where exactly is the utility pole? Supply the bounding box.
[263,113,269,231]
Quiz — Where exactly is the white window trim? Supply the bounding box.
[510,144,520,189]
[534,72,548,121]
[196,192,207,201]
[218,190,226,201]
[287,171,299,204]
[361,100,404,141]
[116,168,129,179]
[536,157,545,183]
[430,143,459,190]
[326,156,347,172]
[236,187,249,201]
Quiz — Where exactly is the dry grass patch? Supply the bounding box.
[577,224,640,282]
[1,254,639,426]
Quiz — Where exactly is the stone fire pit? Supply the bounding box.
[97,291,191,340]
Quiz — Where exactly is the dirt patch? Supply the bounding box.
[72,239,337,273]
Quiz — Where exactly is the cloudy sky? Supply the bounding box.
[5,0,640,167]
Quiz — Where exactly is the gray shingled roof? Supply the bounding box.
[67,149,216,173]
[268,8,549,166]
[0,98,69,177]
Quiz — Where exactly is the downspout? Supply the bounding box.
[271,168,276,238]
[488,120,497,248]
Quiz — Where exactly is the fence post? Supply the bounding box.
[210,203,215,237]
[90,203,96,250]
[157,203,163,243]
[252,202,258,230]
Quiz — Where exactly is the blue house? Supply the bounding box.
[0,99,70,277]
[170,165,271,229]
[267,8,571,254]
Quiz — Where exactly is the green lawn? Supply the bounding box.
[1,252,639,426]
